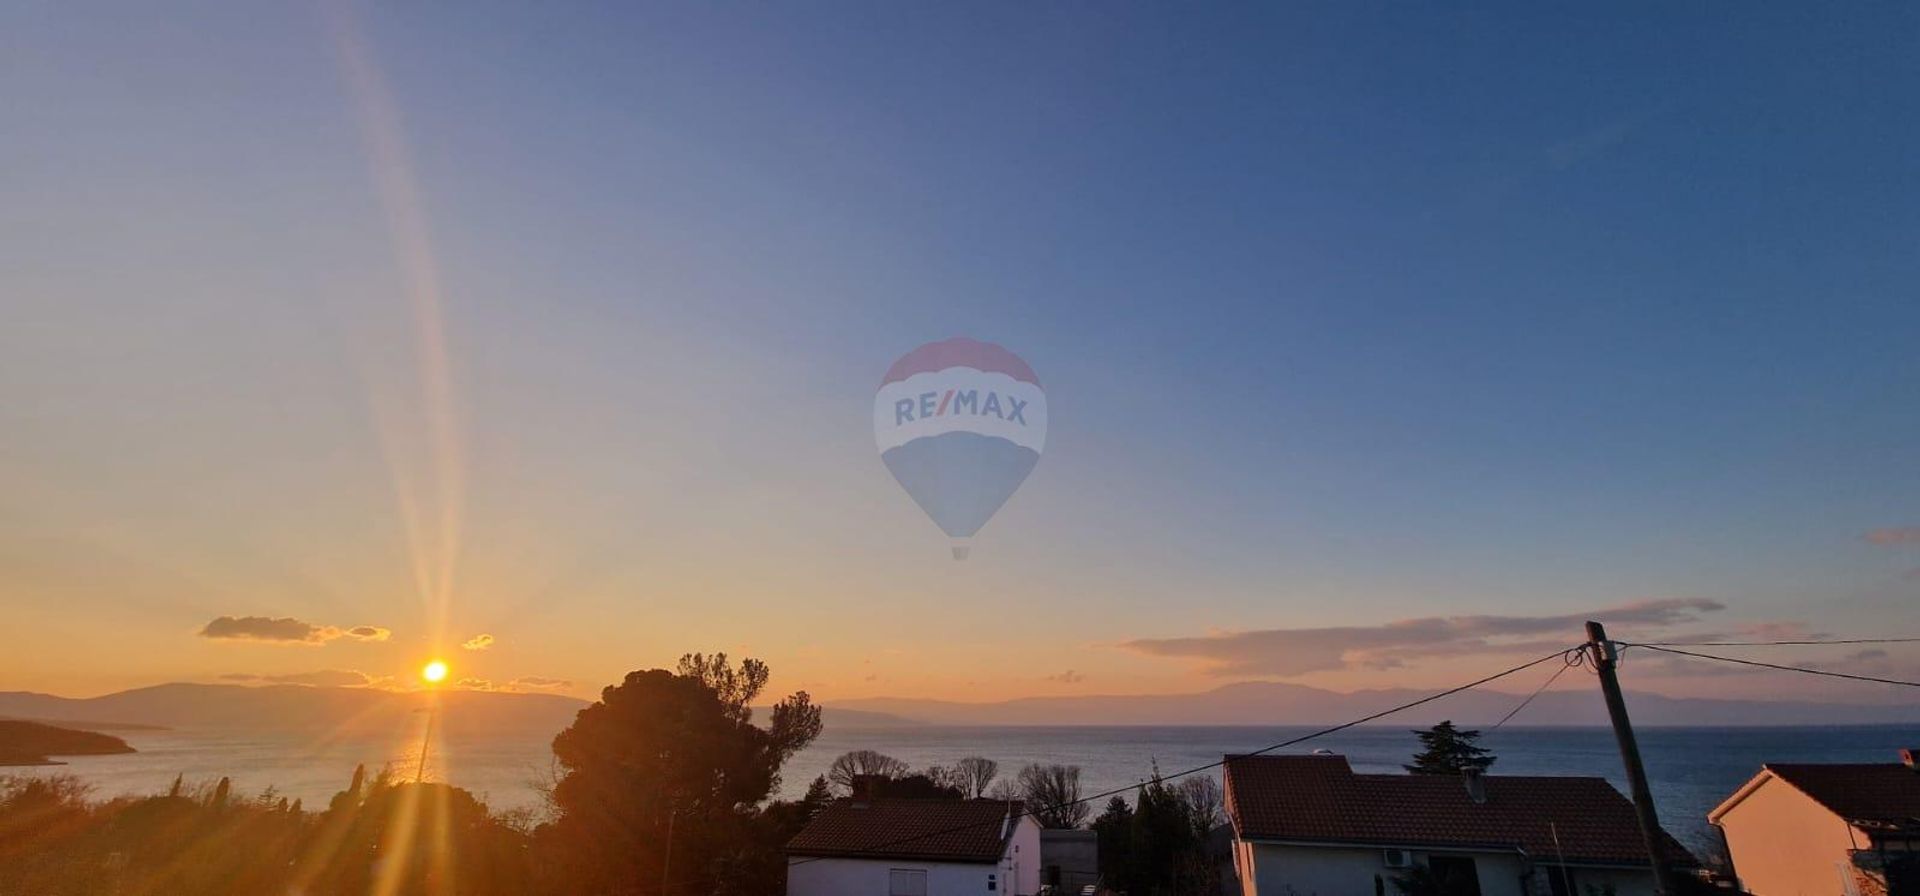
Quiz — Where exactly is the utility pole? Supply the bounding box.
[1585,620,1679,896]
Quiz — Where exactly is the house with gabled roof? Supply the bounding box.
[785,797,1042,896]
[1709,750,1920,896]
[1223,753,1694,896]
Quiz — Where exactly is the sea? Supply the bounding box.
[10,723,1919,851]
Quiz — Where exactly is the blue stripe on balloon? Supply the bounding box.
[880,431,1040,539]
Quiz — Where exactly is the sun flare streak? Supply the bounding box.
[327,1,466,654]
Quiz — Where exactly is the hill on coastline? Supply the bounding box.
[0,719,135,766]
[0,683,918,737]
[5,679,1908,735]
[827,680,1920,727]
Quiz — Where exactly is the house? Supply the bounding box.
[1223,753,1695,896]
[1038,828,1100,894]
[786,797,1043,896]
[1708,750,1920,896]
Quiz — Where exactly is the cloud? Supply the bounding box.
[1120,598,1726,677]
[220,669,374,687]
[461,633,495,652]
[508,676,572,691]
[1866,528,1920,546]
[453,677,495,691]
[199,616,389,645]
[1640,646,1913,681]
[1045,670,1086,684]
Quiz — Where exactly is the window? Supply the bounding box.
[888,869,928,896]
[1426,856,1483,896]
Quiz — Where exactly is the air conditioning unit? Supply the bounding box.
[1382,848,1414,869]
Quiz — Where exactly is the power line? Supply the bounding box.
[1638,638,1920,647]
[1622,642,1920,688]
[704,645,1578,891]
[1490,649,1583,730]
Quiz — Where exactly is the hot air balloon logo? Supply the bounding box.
[874,338,1046,560]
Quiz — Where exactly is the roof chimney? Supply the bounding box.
[851,774,881,807]
[1901,748,1918,770]
[1463,768,1487,804]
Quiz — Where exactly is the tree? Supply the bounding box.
[1016,763,1089,829]
[801,776,833,810]
[1122,770,1214,896]
[867,774,963,800]
[951,757,999,799]
[825,750,909,794]
[543,652,822,895]
[1405,720,1496,776]
[1090,796,1134,887]
[328,764,367,814]
[1174,776,1222,837]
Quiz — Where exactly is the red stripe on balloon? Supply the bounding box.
[879,337,1041,388]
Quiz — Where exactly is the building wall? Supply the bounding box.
[1039,828,1098,891]
[787,821,1039,896]
[1244,842,1528,896]
[1239,842,1658,896]
[1716,775,1862,896]
[786,857,1003,896]
[1008,817,1043,895]
[1554,867,1661,896]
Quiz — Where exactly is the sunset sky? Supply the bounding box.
[3,3,1916,708]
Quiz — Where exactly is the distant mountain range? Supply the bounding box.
[0,683,916,735]
[0,683,586,737]
[828,680,1920,727]
[1,680,1910,736]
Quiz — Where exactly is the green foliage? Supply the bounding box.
[0,652,825,896]
[0,771,533,896]
[1091,796,1135,887]
[1091,768,1219,896]
[1404,721,1497,776]
[542,652,822,895]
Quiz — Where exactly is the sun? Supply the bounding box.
[421,660,449,684]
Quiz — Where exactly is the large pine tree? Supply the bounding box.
[1404,720,1496,775]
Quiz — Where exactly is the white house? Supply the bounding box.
[1223,753,1693,896]
[1708,751,1920,896]
[786,797,1043,896]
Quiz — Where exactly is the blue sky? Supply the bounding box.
[2,2,1916,702]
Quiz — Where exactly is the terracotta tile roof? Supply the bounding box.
[1762,763,1920,832]
[1223,754,1696,868]
[786,798,1020,864]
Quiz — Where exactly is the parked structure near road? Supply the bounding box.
[1038,828,1099,895]
[1709,749,1920,896]
[786,796,1042,896]
[1222,753,1694,896]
